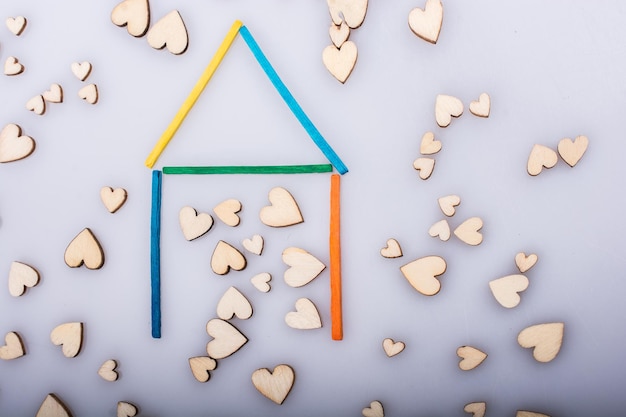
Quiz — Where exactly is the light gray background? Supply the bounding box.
[1,1,625,416]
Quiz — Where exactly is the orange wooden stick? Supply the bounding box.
[330,174,342,340]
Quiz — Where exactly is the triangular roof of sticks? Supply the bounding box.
[144,20,348,175]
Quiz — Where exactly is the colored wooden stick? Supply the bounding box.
[162,164,333,175]
[329,174,342,340]
[151,170,162,338]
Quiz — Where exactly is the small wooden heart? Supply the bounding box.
[188,356,217,382]
[78,84,98,104]
[428,219,450,241]
[382,338,405,357]
[282,247,326,287]
[206,318,247,359]
[50,322,83,358]
[211,241,246,275]
[242,234,264,255]
[435,94,463,127]
[251,272,272,293]
[64,228,105,269]
[43,84,63,103]
[558,135,588,167]
[36,394,72,417]
[408,0,443,44]
[457,346,487,371]
[260,187,304,227]
[489,274,529,308]
[0,123,35,163]
[117,401,138,417]
[6,16,27,36]
[517,322,564,363]
[147,10,188,55]
[4,56,24,76]
[0,331,25,360]
[380,238,402,258]
[9,261,40,297]
[285,298,322,329]
[413,157,435,180]
[217,286,253,320]
[100,186,127,213]
[179,206,213,241]
[26,95,45,115]
[327,0,368,28]
[400,255,447,296]
[362,400,384,417]
[71,61,92,81]
[98,359,119,382]
[453,217,483,246]
[438,194,460,217]
[516,411,550,417]
[329,22,350,48]
[527,144,557,176]
[469,93,490,118]
[251,364,295,405]
[214,198,242,227]
[464,401,486,417]
[515,252,538,273]
[322,41,358,84]
[111,0,150,37]
[420,131,441,155]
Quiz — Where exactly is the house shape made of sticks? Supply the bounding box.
[145,20,347,341]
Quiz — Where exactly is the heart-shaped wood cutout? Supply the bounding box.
[558,135,588,167]
[285,298,322,329]
[50,322,83,358]
[64,228,105,269]
[438,194,460,217]
[435,94,463,127]
[211,241,246,275]
[98,359,119,382]
[214,199,242,227]
[0,331,25,360]
[36,394,72,417]
[408,0,443,44]
[100,186,127,213]
[469,93,490,117]
[26,95,46,115]
[71,61,92,81]
[515,252,538,273]
[322,41,358,84]
[9,261,40,297]
[0,123,35,163]
[517,322,564,363]
[464,401,486,417]
[454,217,483,246]
[380,238,402,258]
[420,131,441,155]
[111,0,150,37]
[400,255,446,296]
[189,356,217,382]
[329,22,350,48]
[282,247,326,288]
[217,286,253,320]
[179,206,213,241]
[260,187,304,227]
[251,272,272,293]
[327,0,368,28]
[43,84,63,103]
[527,144,557,176]
[516,411,550,417]
[6,16,27,36]
[382,338,405,357]
[413,157,435,180]
[78,84,98,104]
[243,234,264,255]
[457,346,487,371]
[147,10,188,55]
[489,274,529,308]
[429,219,450,241]
[117,401,138,417]
[362,400,384,417]
[251,364,295,405]
[4,56,24,76]
[206,318,247,359]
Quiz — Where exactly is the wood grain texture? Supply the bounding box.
[285,298,322,329]
[518,322,564,363]
[400,255,446,296]
[8,261,40,297]
[50,322,83,358]
[282,247,326,288]
[147,10,188,54]
[64,228,104,269]
[260,187,304,227]
[435,94,463,127]
[251,364,295,405]
[408,0,443,43]
[558,135,588,167]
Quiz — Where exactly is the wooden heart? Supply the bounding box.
[64,228,105,269]
[327,0,368,28]
[400,255,446,296]
[0,331,25,360]
[527,144,557,176]
[111,0,150,37]
[251,364,295,405]
[6,16,27,36]
[26,95,45,115]
[36,394,72,417]
[9,261,40,297]
[285,298,322,329]
[147,10,188,55]
[362,400,384,417]
[71,61,92,81]
[211,241,246,275]
[322,41,358,84]
[242,234,264,255]
[214,199,242,227]
[453,217,483,246]
[260,187,304,227]
[457,346,487,371]
[464,401,486,417]
[435,94,463,127]
[100,186,127,213]
[282,247,326,287]
[50,322,83,358]
[413,157,435,180]
[179,206,213,241]
[4,56,24,76]
[420,131,441,155]
[206,318,247,359]
[516,412,550,417]
[117,401,138,417]
[517,322,564,363]
[428,219,450,241]
[329,22,350,48]
[382,338,405,357]
[188,356,217,382]
[78,84,98,104]
[558,135,588,167]
[380,238,402,258]
[438,194,460,217]
[469,93,490,117]
[0,123,35,163]
[408,0,443,44]
[515,252,538,273]
[489,274,529,308]
[217,286,253,320]
[43,84,63,103]
[251,272,272,293]
[98,359,119,382]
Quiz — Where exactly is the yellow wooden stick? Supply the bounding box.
[145,20,243,168]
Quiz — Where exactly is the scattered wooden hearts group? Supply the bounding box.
[527,135,589,176]
[489,251,538,308]
[427,195,484,246]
